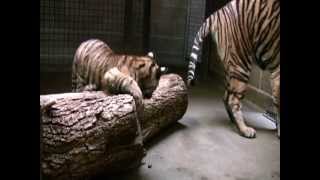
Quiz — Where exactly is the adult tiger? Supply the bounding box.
[187,0,280,138]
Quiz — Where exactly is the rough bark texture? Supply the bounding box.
[40,74,188,180]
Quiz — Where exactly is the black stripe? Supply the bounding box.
[229,73,249,83]
[78,40,94,61]
[148,63,154,78]
[257,29,279,63]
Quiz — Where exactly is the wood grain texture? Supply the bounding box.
[40,74,188,180]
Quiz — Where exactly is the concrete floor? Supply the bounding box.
[40,72,280,180]
[107,78,280,180]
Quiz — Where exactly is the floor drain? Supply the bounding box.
[263,110,278,125]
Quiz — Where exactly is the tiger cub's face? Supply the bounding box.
[136,52,165,98]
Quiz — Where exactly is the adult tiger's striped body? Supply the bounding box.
[187,0,280,138]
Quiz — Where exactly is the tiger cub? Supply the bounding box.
[72,39,167,144]
[72,39,168,111]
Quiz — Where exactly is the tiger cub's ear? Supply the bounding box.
[147,51,154,58]
[160,66,168,74]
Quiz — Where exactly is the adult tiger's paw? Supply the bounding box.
[240,127,256,138]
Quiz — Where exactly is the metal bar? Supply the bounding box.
[124,0,133,52]
[183,0,191,61]
[143,0,151,53]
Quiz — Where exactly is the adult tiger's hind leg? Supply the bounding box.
[270,66,280,138]
[223,78,256,138]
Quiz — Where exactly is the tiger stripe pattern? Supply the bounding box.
[72,39,166,144]
[187,0,280,138]
[72,39,162,99]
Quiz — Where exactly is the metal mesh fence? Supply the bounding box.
[40,0,145,72]
[40,0,213,72]
[184,0,206,61]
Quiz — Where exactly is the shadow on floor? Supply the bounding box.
[144,122,187,150]
[93,122,188,180]
[40,69,279,180]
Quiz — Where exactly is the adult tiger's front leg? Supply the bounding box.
[223,78,256,138]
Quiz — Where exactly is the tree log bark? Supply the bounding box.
[40,74,188,180]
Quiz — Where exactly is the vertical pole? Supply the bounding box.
[40,108,42,180]
[124,0,133,52]
[143,0,151,54]
[201,0,214,81]
[183,0,191,62]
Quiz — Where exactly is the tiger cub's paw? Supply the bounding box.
[240,127,256,138]
[83,84,97,92]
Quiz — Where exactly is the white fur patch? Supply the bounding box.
[160,67,167,72]
[192,45,200,51]
[188,71,194,76]
[188,61,195,69]
[104,67,120,81]
[147,51,154,58]
[190,53,198,60]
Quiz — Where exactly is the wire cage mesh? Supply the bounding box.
[40,0,146,72]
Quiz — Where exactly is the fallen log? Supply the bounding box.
[40,74,188,180]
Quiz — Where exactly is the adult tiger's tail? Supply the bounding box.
[187,15,214,87]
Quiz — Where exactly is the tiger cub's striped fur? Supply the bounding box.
[187,0,280,138]
[72,39,162,99]
[72,39,166,144]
